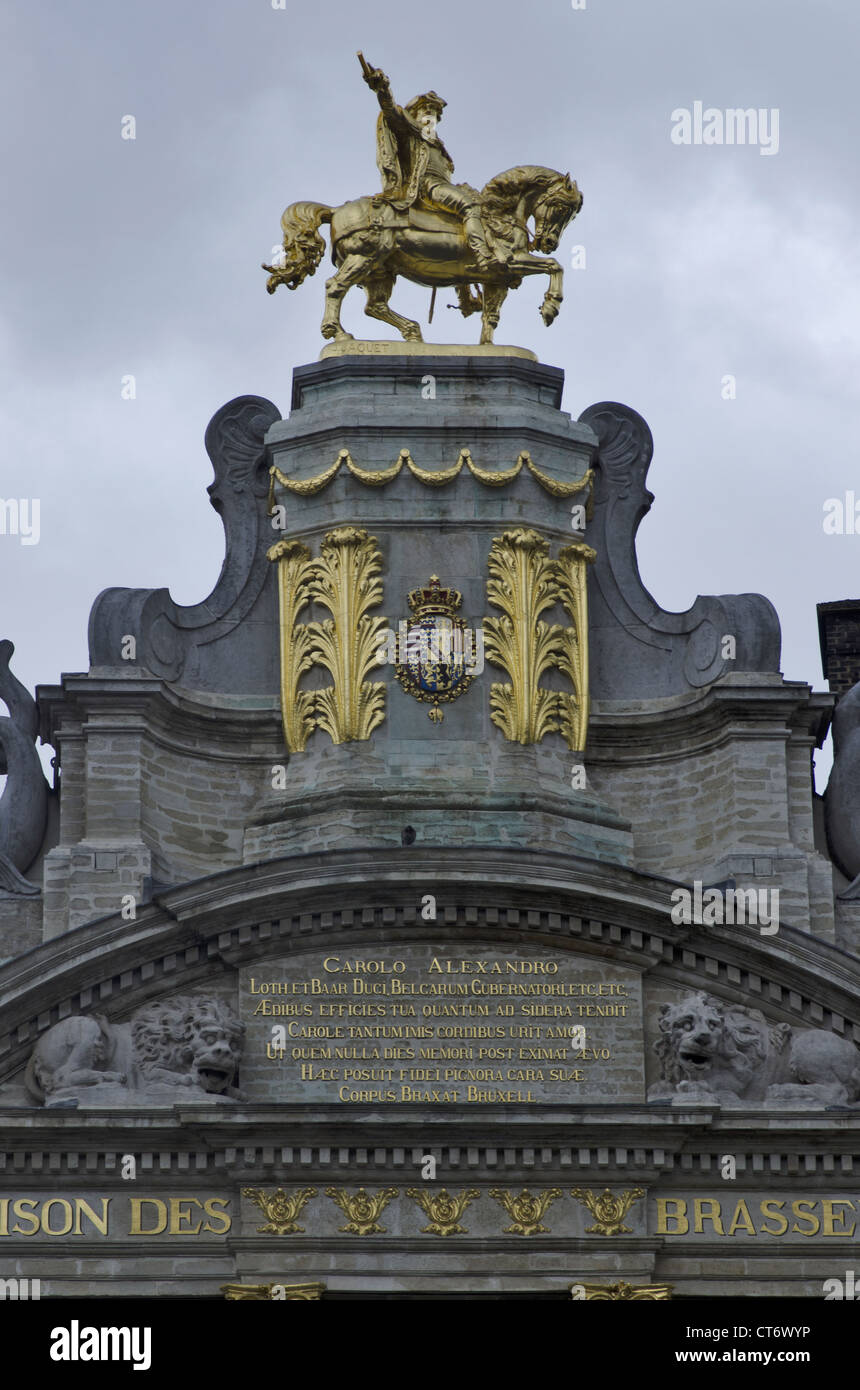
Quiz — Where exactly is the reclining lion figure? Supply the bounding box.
[25,994,243,1107]
[648,990,860,1107]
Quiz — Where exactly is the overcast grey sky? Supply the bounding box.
[2,0,859,788]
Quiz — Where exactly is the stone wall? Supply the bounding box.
[588,681,834,937]
[0,894,41,961]
[38,677,279,935]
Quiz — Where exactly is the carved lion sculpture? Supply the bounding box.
[648,991,860,1107]
[25,994,243,1106]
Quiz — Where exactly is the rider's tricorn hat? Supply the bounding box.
[405,90,446,119]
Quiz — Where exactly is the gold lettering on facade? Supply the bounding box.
[654,1197,858,1237]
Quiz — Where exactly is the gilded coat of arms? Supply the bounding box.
[390,575,483,723]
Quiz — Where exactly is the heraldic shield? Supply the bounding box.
[393,575,482,724]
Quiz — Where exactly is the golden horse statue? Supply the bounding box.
[263,164,583,345]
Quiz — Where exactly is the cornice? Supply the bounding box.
[0,1105,857,1178]
[38,674,280,761]
[36,671,834,772]
[589,679,833,760]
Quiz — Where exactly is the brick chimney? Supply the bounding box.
[817,600,860,699]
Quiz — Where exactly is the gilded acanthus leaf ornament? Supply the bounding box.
[483,527,595,751]
[555,541,597,754]
[484,528,567,745]
[325,1186,398,1235]
[221,1282,326,1301]
[570,1281,672,1301]
[242,1186,318,1235]
[570,1187,645,1237]
[406,1187,480,1236]
[268,526,389,754]
[306,528,388,746]
[489,1187,562,1236]
[266,539,317,754]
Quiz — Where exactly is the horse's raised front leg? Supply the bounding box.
[480,282,509,344]
[322,252,371,341]
[497,254,565,327]
[539,258,564,326]
[363,272,423,342]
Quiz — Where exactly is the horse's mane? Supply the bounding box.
[480,166,564,209]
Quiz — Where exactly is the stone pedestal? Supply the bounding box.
[251,352,631,866]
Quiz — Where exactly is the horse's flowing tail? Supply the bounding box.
[263,201,332,294]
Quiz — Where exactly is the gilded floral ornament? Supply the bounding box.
[268,450,593,502]
[570,1281,672,1301]
[570,1187,645,1237]
[268,527,388,751]
[325,1186,399,1235]
[221,1282,326,1300]
[305,528,388,745]
[483,527,595,752]
[266,540,317,753]
[406,1187,480,1235]
[242,1186,318,1235]
[484,528,563,746]
[555,540,597,754]
[489,1187,562,1236]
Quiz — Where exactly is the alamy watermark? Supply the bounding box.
[671,880,779,935]
[671,103,779,156]
[376,622,485,675]
[823,493,860,534]
[0,1276,40,1300]
[50,1322,151,1370]
[824,1270,860,1299]
[0,498,40,545]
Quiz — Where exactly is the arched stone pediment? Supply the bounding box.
[3,850,858,1105]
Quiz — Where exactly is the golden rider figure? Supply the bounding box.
[359,54,504,274]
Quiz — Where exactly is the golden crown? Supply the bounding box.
[407,574,462,617]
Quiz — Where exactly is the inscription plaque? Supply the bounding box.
[239,944,644,1104]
